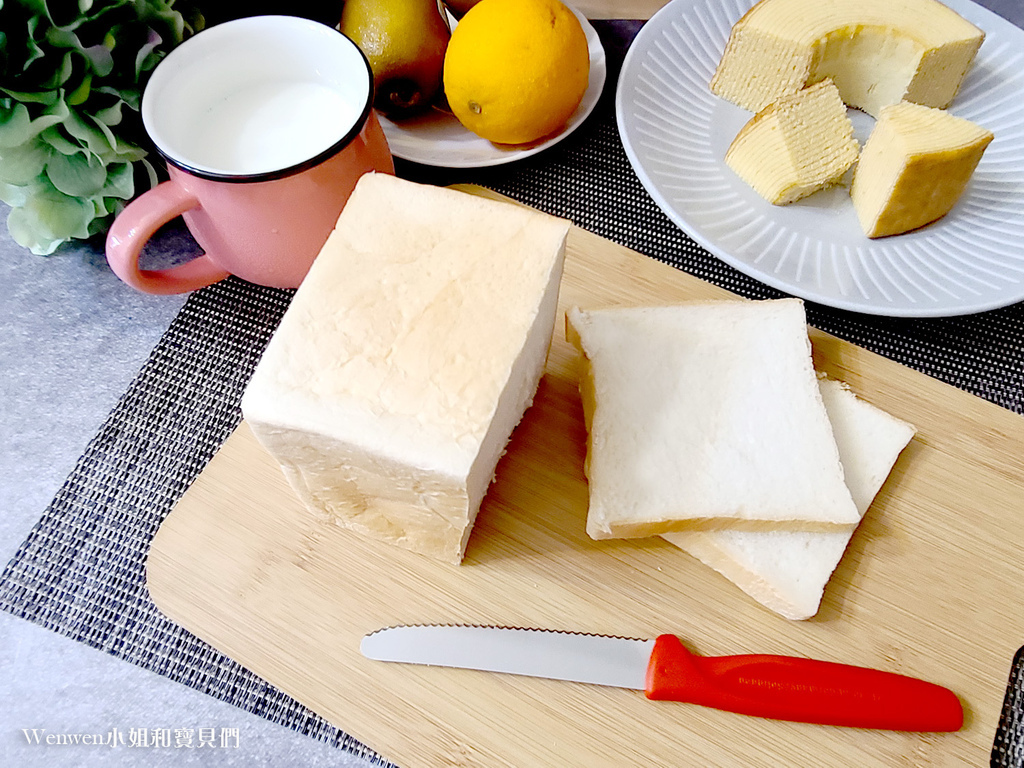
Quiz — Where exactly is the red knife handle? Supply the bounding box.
[644,634,963,732]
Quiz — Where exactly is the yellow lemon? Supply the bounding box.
[442,0,590,145]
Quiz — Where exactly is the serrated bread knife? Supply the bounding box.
[360,625,963,731]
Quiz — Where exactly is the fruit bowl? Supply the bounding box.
[378,6,606,168]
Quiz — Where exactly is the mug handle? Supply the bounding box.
[105,181,231,295]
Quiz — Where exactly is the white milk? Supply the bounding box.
[184,81,361,175]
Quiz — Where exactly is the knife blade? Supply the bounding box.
[360,625,963,732]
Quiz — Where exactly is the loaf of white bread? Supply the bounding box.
[241,174,569,564]
[566,299,861,539]
[567,299,914,619]
[664,377,915,619]
[711,0,984,118]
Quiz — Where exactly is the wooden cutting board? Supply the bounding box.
[148,186,1024,767]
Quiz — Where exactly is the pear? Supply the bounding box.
[340,0,451,119]
[442,0,482,18]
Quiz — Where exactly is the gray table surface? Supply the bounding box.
[3,2,1022,766]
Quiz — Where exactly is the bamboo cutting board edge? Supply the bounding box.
[147,187,1024,767]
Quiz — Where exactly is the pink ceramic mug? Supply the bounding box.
[106,16,394,294]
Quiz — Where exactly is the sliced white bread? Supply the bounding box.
[566,299,860,540]
[664,378,915,619]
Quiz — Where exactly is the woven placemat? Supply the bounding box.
[2,21,1023,767]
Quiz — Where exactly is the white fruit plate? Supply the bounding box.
[379,6,607,169]
[616,0,1024,317]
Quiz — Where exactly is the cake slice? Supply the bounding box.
[851,101,993,238]
[241,174,569,564]
[663,378,915,620]
[711,0,984,117]
[725,79,858,205]
[566,299,860,540]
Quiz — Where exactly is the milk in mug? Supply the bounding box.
[184,81,362,175]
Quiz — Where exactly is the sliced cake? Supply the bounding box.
[711,0,984,117]
[851,101,993,238]
[725,79,858,205]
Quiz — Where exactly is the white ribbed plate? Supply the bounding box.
[616,0,1024,317]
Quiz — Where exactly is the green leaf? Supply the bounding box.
[0,86,59,105]
[67,71,90,104]
[42,50,74,90]
[139,155,158,189]
[6,180,93,255]
[37,0,85,28]
[0,100,69,147]
[0,181,30,208]
[38,124,81,155]
[45,26,77,49]
[87,106,147,161]
[92,99,123,127]
[8,212,67,254]
[140,0,187,42]
[21,0,52,20]
[61,105,112,157]
[0,139,51,184]
[84,109,145,162]
[23,16,48,71]
[134,28,163,79]
[102,158,134,199]
[88,202,120,236]
[95,83,139,110]
[45,148,106,197]
[90,196,111,218]
[81,44,114,77]
[1,0,195,254]
[45,27,115,78]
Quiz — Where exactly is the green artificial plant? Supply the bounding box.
[0,0,202,255]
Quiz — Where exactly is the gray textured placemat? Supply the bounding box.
[995,645,1024,767]
[2,21,1023,767]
